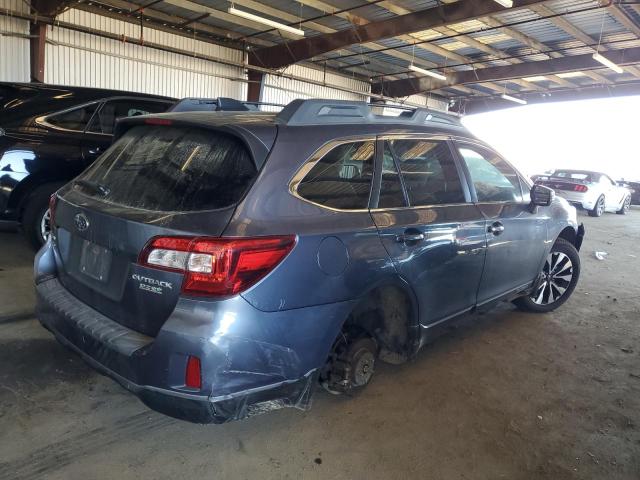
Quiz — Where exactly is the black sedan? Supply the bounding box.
[0,82,175,248]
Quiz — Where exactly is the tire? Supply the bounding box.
[513,238,581,313]
[22,182,64,251]
[588,195,605,217]
[616,196,631,215]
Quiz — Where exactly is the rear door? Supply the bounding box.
[371,136,487,327]
[53,123,265,336]
[454,140,548,304]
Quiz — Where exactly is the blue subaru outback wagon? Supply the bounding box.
[35,100,584,423]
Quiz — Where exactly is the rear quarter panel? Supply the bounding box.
[224,126,409,313]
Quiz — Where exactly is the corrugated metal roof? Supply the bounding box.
[14,0,640,102]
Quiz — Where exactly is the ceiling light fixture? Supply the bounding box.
[557,71,586,78]
[592,52,623,74]
[409,64,447,81]
[492,0,513,8]
[228,6,305,37]
[501,94,527,105]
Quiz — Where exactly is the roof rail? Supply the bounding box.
[276,99,462,127]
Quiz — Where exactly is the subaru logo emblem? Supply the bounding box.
[74,213,89,232]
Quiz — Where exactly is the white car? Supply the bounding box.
[536,170,632,217]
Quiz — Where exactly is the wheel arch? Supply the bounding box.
[338,275,421,362]
[556,225,584,252]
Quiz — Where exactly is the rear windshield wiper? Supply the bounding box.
[75,179,111,197]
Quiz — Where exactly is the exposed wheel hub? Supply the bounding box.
[353,350,375,386]
[320,333,378,394]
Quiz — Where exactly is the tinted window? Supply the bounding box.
[297,141,374,210]
[75,125,256,212]
[47,103,98,131]
[388,139,465,206]
[378,143,406,208]
[458,145,522,202]
[88,100,169,135]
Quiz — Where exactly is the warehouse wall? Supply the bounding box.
[262,64,371,106]
[0,6,436,109]
[0,0,30,82]
[44,9,246,99]
[402,93,449,111]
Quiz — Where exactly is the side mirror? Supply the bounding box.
[530,184,554,207]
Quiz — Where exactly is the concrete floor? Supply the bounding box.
[1,210,639,480]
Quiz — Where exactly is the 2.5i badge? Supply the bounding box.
[132,273,173,295]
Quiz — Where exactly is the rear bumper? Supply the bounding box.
[36,277,321,423]
[35,241,354,423]
[554,191,597,210]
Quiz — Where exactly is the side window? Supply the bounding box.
[388,139,465,206]
[458,145,523,202]
[46,103,99,131]
[297,141,375,210]
[378,142,406,208]
[88,99,169,135]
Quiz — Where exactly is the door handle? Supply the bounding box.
[396,232,425,243]
[488,222,505,236]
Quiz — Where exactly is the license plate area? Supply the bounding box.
[79,239,112,282]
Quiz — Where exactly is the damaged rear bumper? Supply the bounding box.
[41,317,317,423]
[34,234,354,424]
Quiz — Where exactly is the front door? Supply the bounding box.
[454,141,548,304]
[371,137,487,327]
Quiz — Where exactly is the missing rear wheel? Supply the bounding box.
[320,335,378,395]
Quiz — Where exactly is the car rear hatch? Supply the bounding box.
[51,117,276,336]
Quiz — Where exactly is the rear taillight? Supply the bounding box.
[574,185,588,192]
[49,194,58,229]
[139,235,296,296]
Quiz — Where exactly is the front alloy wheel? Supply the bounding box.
[532,251,573,305]
[514,238,580,313]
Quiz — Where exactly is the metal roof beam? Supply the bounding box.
[248,0,550,69]
[481,16,613,85]
[531,4,640,80]
[307,0,540,96]
[372,46,640,97]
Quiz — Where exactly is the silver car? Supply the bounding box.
[536,170,632,217]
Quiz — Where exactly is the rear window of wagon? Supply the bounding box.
[74,125,257,212]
